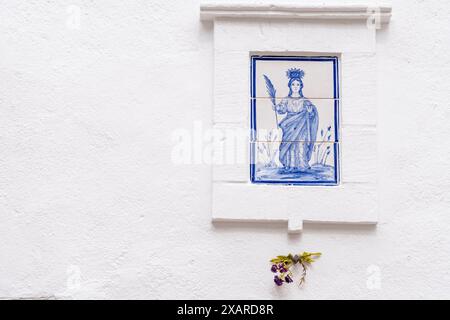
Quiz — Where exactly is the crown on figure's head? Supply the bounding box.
[286,68,305,80]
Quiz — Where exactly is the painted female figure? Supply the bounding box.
[273,69,319,171]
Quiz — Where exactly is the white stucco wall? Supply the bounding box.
[1,0,449,299]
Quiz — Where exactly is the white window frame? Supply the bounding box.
[201,3,392,232]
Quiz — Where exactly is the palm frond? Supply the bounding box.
[263,75,276,106]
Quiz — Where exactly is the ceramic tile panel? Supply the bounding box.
[250,55,340,186]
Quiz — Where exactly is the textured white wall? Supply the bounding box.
[1,0,450,299]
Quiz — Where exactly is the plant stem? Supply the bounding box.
[299,261,307,286]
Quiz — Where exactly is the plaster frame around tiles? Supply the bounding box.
[201,3,391,232]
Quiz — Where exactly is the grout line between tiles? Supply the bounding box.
[251,97,339,100]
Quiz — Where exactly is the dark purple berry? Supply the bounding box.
[271,264,277,273]
[274,276,283,286]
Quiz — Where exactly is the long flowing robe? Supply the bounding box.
[275,97,319,170]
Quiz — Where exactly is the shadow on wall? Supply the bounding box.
[212,220,377,237]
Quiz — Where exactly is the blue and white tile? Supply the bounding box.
[251,141,339,185]
[251,56,338,99]
[252,98,339,142]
